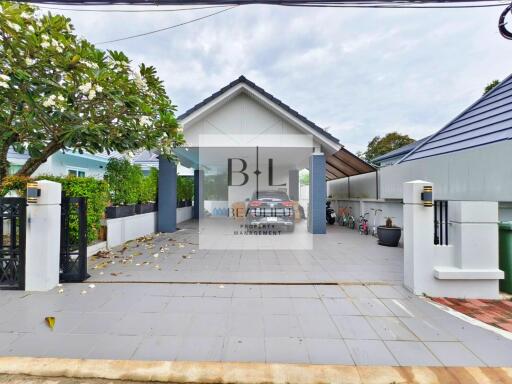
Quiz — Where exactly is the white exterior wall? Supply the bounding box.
[380,141,512,202]
[327,172,377,200]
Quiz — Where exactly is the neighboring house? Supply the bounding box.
[371,136,430,167]
[132,150,193,176]
[7,148,123,179]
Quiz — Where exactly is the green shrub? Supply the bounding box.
[37,175,109,244]
[177,176,194,202]
[139,167,158,204]
[104,158,143,205]
[0,175,31,196]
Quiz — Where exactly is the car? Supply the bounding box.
[246,190,295,232]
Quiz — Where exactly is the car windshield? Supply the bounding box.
[251,191,289,201]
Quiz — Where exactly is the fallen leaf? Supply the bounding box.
[45,316,56,330]
[58,288,64,294]
[80,290,87,295]
[88,284,96,289]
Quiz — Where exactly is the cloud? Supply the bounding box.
[51,4,512,152]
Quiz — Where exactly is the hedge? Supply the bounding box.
[104,158,157,205]
[0,174,109,245]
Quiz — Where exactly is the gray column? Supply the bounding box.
[288,169,299,201]
[193,169,204,219]
[157,157,177,233]
[308,153,326,234]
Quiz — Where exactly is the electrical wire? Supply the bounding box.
[32,4,232,12]
[94,5,237,44]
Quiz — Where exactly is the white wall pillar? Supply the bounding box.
[403,180,434,294]
[25,180,61,291]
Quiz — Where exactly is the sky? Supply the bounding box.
[39,3,512,153]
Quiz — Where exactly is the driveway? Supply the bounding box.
[87,220,403,284]
[0,221,511,367]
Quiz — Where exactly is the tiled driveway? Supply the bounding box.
[87,220,403,284]
[0,220,511,367]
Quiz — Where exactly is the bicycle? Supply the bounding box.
[370,208,383,237]
[358,212,370,235]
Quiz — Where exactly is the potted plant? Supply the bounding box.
[135,168,158,214]
[104,158,139,218]
[377,217,401,247]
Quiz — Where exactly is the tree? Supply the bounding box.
[360,132,415,163]
[0,2,184,181]
[483,80,500,95]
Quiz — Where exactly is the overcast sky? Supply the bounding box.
[42,3,512,153]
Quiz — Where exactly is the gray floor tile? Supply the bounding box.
[332,315,379,339]
[305,338,354,364]
[352,299,394,316]
[88,335,143,359]
[264,315,303,337]
[203,284,234,298]
[425,342,484,366]
[380,299,416,317]
[187,314,229,336]
[400,318,458,342]
[177,337,224,361]
[291,298,329,315]
[43,334,100,359]
[298,314,341,338]
[287,285,318,298]
[367,285,405,299]
[463,339,512,367]
[233,285,261,298]
[115,313,156,336]
[222,337,265,362]
[231,298,264,314]
[229,314,264,337]
[342,285,377,298]
[260,285,291,298]
[130,295,169,313]
[151,313,192,335]
[314,285,346,298]
[72,312,124,334]
[2,333,49,357]
[131,335,182,361]
[345,339,398,366]
[261,298,294,315]
[265,337,309,363]
[385,341,441,366]
[366,316,418,341]
[322,298,361,315]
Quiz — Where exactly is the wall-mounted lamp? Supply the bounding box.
[421,185,433,207]
[26,182,41,204]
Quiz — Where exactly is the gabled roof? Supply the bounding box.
[372,136,430,165]
[399,74,512,163]
[178,75,340,145]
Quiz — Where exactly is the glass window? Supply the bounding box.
[68,169,85,177]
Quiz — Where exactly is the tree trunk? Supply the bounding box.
[16,141,62,177]
[0,138,13,183]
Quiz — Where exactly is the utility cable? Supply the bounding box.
[94,5,237,44]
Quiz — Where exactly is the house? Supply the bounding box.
[156,75,375,236]
[132,150,193,176]
[371,136,430,167]
[7,147,123,179]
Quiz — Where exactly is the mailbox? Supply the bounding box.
[421,185,433,207]
[26,182,41,204]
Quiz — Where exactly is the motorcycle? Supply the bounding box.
[326,201,336,225]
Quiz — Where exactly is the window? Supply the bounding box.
[68,169,86,177]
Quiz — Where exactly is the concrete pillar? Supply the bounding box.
[288,169,299,201]
[158,157,177,233]
[25,180,61,291]
[403,180,434,294]
[193,169,204,219]
[308,153,326,234]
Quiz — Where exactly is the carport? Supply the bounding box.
[156,76,375,244]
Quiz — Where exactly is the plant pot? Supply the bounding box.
[377,226,402,247]
[105,204,136,219]
[135,202,156,214]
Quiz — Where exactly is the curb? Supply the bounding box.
[0,357,511,384]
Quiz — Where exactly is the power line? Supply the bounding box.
[95,5,237,44]
[33,4,232,12]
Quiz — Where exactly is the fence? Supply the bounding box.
[434,200,449,246]
[0,198,26,290]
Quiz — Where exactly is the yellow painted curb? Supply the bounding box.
[0,357,511,384]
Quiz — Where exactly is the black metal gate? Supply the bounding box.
[434,200,449,245]
[60,196,89,282]
[0,198,26,290]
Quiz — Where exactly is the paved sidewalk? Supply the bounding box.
[1,281,511,366]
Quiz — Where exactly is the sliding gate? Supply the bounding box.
[60,196,89,282]
[0,198,26,290]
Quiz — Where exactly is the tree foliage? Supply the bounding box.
[483,80,500,95]
[360,132,415,163]
[0,2,184,181]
